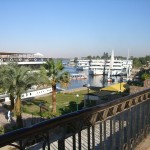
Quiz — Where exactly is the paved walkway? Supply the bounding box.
[0,103,43,150]
[135,134,150,150]
[0,104,16,128]
[0,103,44,132]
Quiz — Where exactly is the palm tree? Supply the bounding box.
[0,64,16,110]
[44,59,70,113]
[0,64,40,128]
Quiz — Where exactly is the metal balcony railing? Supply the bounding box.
[0,88,150,150]
[0,57,50,62]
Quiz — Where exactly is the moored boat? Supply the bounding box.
[70,73,87,80]
[76,59,90,70]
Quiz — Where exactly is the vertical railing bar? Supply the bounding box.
[122,112,125,150]
[148,100,150,132]
[78,131,81,150]
[87,127,91,150]
[142,101,145,137]
[119,112,124,150]
[147,100,150,132]
[58,139,65,150]
[142,99,144,131]
[135,105,138,138]
[142,102,145,131]
[136,104,140,137]
[148,99,150,128]
[143,101,148,138]
[139,101,142,134]
[146,100,149,135]
[99,122,103,149]
[103,120,107,150]
[139,101,142,141]
[146,100,149,126]
[145,100,148,128]
[127,108,131,149]
[130,107,134,139]
[92,125,95,150]
[110,118,113,147]
[112,117,116,150]
[142,102,146,139]
[19,140,23,150]
[73,135,76,150]
[119,114,122,150]
[132,104,137,149]
[46,133,50,150]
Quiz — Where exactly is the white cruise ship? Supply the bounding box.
[106,59,123,76]
[76,59,90,70]
[89,59,106,75]
[89,59,132,76]
[88,49,133,76]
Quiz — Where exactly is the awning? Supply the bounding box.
[101,82,129,92]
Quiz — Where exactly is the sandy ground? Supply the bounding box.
[135,134,150,150]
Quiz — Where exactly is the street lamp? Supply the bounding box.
[76,94,79,111]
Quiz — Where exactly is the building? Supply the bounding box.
[0,52,50,69]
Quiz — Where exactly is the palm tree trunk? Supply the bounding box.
[10,94,14,110]
[15,97,23,128]
[52,84,56,113]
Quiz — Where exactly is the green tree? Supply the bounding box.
[86,55,92,60]
[101,52,109,59]
[0,64,40,128]
[0,64,17,110]
[74,57,78,65]
[133,58,142,68]
[141,73,150,80]
[96,55,100,59]
[130,56,134,60]
[139,57,147,65]
[43,59,70,113]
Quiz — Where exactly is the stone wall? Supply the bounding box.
[130,79,150,94]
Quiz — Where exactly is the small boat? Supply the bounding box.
[107,78,115,82]
[70,74,87,80]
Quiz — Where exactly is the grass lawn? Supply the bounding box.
[22,89,95,118]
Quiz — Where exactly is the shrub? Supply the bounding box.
[0,125,4,135]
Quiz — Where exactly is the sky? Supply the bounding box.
[0,0,150,58]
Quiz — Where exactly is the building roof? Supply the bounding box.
[0,52,34,55]
[101,82,129,92]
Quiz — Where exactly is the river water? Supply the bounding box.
[58,66,122,90]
